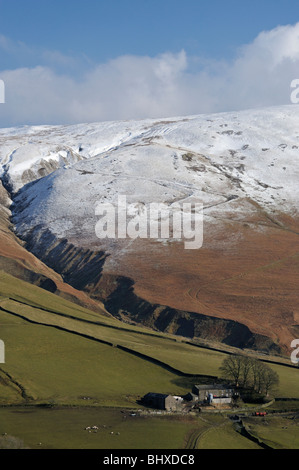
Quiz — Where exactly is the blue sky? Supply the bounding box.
[0,0,298,126]
[0,0,298,69]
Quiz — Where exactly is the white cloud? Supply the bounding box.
[0,23,299,126]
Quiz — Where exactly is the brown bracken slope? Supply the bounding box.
[95,197,299,355]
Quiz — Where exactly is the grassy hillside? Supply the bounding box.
[0,270,298,407]
[0,270,206,407]
[0,310,189,407]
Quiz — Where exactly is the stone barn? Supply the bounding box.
[142,393,184,411]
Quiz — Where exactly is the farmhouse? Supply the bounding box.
[192,384,235,405]
[141,383,236,412]
[141,393,184,411]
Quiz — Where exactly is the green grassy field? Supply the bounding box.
[196,421,261,449]
[0,270,299,449]
[0,407,199,449]
[0,310,192,407]
[242,415,299,449]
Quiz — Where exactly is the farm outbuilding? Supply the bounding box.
[141,393,184,411]
[184,392,199,402]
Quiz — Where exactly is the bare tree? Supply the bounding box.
[260,365,279,395]
[250,358,265,393]
[220,354,279,396]
[239,355,253,388]
[219,354,243,387]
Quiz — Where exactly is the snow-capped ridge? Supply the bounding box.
[1,104,299,230]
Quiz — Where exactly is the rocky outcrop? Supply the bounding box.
[2,145,84,195]
[21,226,107,292]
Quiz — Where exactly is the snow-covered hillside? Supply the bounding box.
[0,105,297,247]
